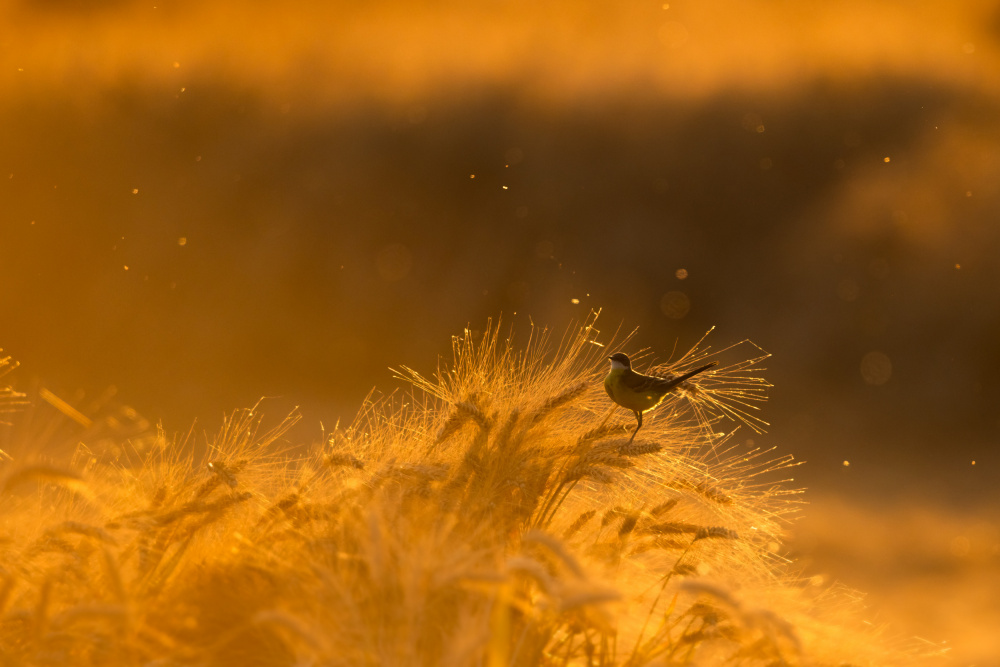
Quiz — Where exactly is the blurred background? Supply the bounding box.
[1,0,998,661]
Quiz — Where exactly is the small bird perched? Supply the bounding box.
[605,352,716,443]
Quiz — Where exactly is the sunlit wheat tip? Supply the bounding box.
[27,535,76,558]
[580,452,635,469]
[600,506,630,527]
[198,459,248,496]
[565,465,617,485]
[618,513,640,537]
[617,441,663,457]
[667,478,733,504]
[672,562,699,576]
[562,509,597,540]
[577,422,632,444]
[456,400,490,429]
[694,526,739,541]
[150,484,168,509]
[46,521,117,545]
[257,492,301,527]
[528,381,588,423]
[649,498,680,517]
[325,453,365,470]
[631,537,690,554]
[506,556,557,595]
[642,521,703,535]
[558,587,621,612]
[523,530,585,579]
[493,408,521,449]
[434,409,469,444]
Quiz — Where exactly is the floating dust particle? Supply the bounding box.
[843,460,850,467]
[570,298,580,305]
[660,291,690,319]
[675,268,688,280]
[178,237,187,246]
[860,351,892,385]
[883,156,891,163]
[132,188,139,194]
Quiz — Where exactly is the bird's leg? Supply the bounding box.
[628,410,643,444]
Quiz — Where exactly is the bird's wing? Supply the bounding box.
[623,362,716,393]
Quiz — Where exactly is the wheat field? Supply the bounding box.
[0,316,941,666]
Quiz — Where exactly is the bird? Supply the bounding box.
[604,352,716,443]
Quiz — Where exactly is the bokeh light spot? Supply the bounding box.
[660,291,690,319]
[860,351,892,385]
[741,112,764,133]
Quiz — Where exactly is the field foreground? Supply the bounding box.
[0,320,944,665]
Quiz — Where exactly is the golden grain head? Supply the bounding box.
[0,316,934,666]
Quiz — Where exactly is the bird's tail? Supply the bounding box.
[663,362,717,390]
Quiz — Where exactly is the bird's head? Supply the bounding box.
[608,352,631,370]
